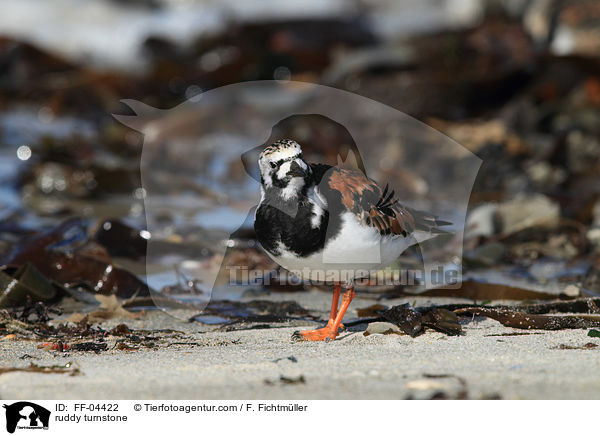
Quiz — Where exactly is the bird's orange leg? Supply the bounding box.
[293,283,354,342]
[327,283,342,328]
[325,285,354,341]
[293,283,344,341]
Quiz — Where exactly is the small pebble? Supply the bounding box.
[363,322,402,336]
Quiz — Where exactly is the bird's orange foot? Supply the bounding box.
[292,325,344,342]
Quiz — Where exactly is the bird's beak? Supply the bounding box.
[287,161,306,178]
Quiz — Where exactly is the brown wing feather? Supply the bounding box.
[324,167,447,237]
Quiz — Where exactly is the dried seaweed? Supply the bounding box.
[70,342,108,353]
[411,297,600,317]
[109,323,131,336]
[413,280,572,301]
[92,219,147,260]
[455,307,600,330]
[116,342,138,351]
[1,218,150,300]
[511,298,600,315]
[484,332,544,337]
[0,362,80,376]
[554,343,598,350]
[0,309,52,338]
[264,375,306,385]
[0,264,59,308]
[10,298,62,323]
[381,304,462,337]
[217,318,301,332]
[381,304,424,337]
[191,299,316,326]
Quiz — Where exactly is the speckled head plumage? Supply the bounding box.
[258,139,311,198]
[260,139,302,161]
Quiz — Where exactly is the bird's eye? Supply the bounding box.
[269,162,277,169]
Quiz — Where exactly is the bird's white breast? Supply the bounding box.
[268,212,413,281]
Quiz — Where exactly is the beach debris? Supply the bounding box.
[588,329,600,338]
[0,309,52,339]
[189,298,323,332]
[421,308,463,336]
[38,331,108,353]
[38,341,71,352]
[381,304,462,337]
[67,295,144,323]
[510,298,600,315]
[1,299,185,354]
[279,375,306,384]
[1,218,88,264]
[554,343,598,350]
[164,337,241,348]
[465,195,561,240]
[92,219,148,260]
[484,332,544,337]
[70,341,108,353]
[265,375,306,385]
[192,299,315,330]
[0,263,59,308]
[382,303,424,338]
[363,322,402,336]
[381,304,423,337]
[455,307,600,330]
[18,354,37,360]
[1,218,150,300]
[0,362,80,376]
[116,342,138,351]
[421,280,575,301]
[53,316,105,338]
[109,323,132,336]
[9,297,62,324]
[495,194,560,235]
[272,355,298,363]
[405,374,468,400]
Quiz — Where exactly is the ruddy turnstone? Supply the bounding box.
[254,139,449,341]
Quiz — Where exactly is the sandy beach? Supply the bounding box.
[2,291,599,400]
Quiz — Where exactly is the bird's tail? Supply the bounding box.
[406,207,452,235]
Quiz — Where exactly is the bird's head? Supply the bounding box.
[259,139,311,200]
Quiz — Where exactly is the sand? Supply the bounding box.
[1,291,599,400]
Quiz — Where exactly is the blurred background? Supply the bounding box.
[2,0,600,310]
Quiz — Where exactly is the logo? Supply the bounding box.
[114,81,481,317]
[3,402,50,433]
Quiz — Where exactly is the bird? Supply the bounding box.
[253,139,449,341]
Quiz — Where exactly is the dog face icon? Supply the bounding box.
[3,402,51,433]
